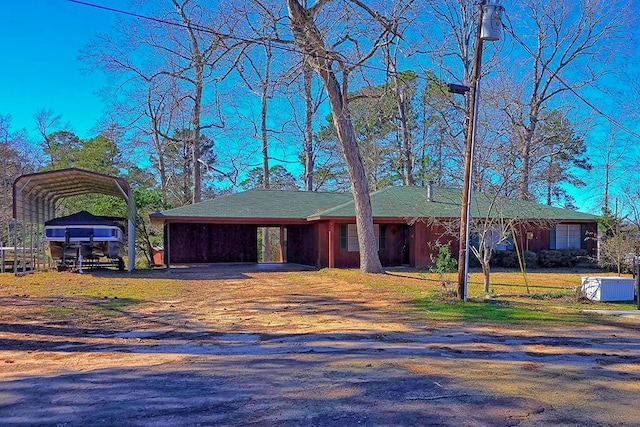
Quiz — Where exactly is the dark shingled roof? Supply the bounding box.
[312,186,597,221]
[151,186,597,223]
[152,189,353,220]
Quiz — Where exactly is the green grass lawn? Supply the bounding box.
[322,267,638,324]
[412,298,588,323]
[1,267,637,326]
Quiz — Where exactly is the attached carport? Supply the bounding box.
[12,168,136,272]
[152,219,314,267]
[149,190,353,268]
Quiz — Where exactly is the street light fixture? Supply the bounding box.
[454,0,504,302]
[447,83,471,95]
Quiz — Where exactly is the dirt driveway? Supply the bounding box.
[1,265,639,426]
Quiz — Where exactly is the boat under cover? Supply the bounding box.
[43,211,124,260]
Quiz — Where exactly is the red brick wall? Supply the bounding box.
[412,221,458,268]
[332,223,411,268]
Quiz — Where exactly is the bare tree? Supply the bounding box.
[0,115,36,225]
[284,60,328,191]
[383,35,417,186]
[302,64,316,190]
[414,0,504,196]
[82,0,239,204]
[467,195,525,293]
[598,209,636,275]
[589,127,634,214]
[500,0,630,200]
[286,0,413,272]
[421,0,478,88]
[35,109,71,169]
[412,190,553,293]
[234,1,293,190]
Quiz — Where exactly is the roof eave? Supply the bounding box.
[149,215,311,225]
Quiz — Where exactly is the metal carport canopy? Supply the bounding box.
[12,168,136,272]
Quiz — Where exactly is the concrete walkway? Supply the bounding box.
[583,309,640,319]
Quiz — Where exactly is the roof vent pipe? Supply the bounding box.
[427,181,434,202]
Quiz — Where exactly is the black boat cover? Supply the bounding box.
[44,211,121,227]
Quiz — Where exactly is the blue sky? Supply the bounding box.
[1,0,128,139]
[2,1,638,214]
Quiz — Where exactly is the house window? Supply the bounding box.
[344,224,381,252]
[347,224,359,251]
[555,224,581,249]
[486,227,510,251]
[473,227,513,251]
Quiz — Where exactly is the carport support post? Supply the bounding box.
[120,182,136,272]
[279,227,286,262]
[636,260,640,310]
[328,227,335,268]
[128,216,135,272]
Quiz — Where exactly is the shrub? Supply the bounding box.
[429,244,458,297]
[429,245,457,276]
[500,251,519,268]
[487,250,504,267]
[522,251,538,268]
[487,250,536,268]
[537,249,587,268]
[574,255,599,269]
[468,252,481,268]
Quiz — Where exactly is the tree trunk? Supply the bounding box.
[261,227,269,263]
[546,158,552,206]
[260,53,271,261]
[287,0,383,273]
[324,72,382,272]
[260,46,271,190]
[191,70,202,203]
[303,63,314,191]
[482,246,491,293]
[603,159,610,212]
[518,128,532,201]
[261,93,270,189]
[395,77,413,186]
[390,59,413,186]
[174,0,203,203]
[149,104,168,204]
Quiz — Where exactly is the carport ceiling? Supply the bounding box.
[13,168,132,222]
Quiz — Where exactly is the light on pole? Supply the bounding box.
[454,0,504,302]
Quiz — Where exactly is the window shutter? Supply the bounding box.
[339,225,347,251]
[379,225,387,250]
[549,226,556,250]
[506,232,515,251]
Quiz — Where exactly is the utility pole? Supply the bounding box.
[456,0,504,301]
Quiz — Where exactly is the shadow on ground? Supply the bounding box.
[0,353,547,426]
[1,268,640,425]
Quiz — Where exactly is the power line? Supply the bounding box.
[71,0,638,141]
[75,0,638,137]
[503,20,640,140]
[67,0,275,45]
[67,0,443,85]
